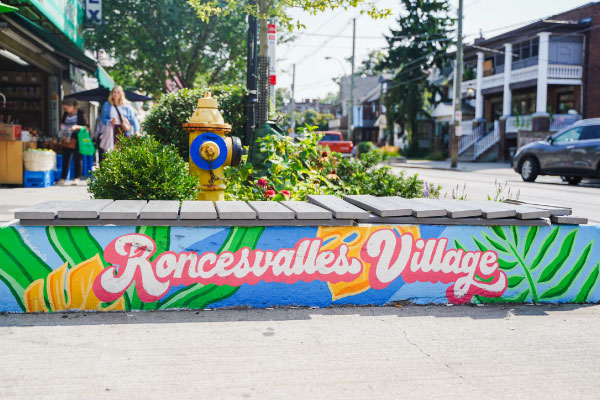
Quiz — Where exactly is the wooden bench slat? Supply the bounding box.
[99,200,147,220]
[215,201,256,220]
[248,201,295,220]
[57,199,113,219]
[139,200,180,220]
[306,195,371,219]
[280,201,332,220]
[421,199,483,218]
[550,215,588,225]
[382,197,447,218]
[179,201,218,220]
[342,194,412,217]
[14,201,74,220]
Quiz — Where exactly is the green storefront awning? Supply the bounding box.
[10,12,96,72]
[96,65,115,90]
[0,2,18,13]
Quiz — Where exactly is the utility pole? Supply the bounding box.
[290,63,296,135]
[349,18,356,142]
[244,0,258,147]
[450,0,463,168]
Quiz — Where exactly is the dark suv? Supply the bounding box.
[513,118,600,184]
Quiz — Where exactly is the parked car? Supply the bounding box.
[513,118,600,184]
[317,131,353,155]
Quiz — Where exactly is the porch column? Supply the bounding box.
[533,32,551,131]
[502,43,512,117]
[475,51,484,120]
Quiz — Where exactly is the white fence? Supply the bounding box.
[506,115,532,133]
[473,121,500,159]
[549,114,581,132]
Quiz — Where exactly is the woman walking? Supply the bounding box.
[57,99,88,185]
[100,86,140,149]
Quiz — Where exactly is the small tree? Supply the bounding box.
[378,0,454,151]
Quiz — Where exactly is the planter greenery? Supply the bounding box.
[225,132,439,201]
[88,136,199,200]
[142,85,247,159]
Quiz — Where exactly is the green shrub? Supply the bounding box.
[88,136,199,200]
[225,133,440,201]
[142,85,247,159]
[357,141,375,157]
[426,151,447,161]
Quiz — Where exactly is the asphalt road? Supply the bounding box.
[1,305,600,400]
[392,162,600,225]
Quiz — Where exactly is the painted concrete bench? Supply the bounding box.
[1,195,597,313]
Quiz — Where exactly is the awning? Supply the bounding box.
[95,65,115,90]
[9,12,96,73]
[0,2,17,13]
[64,86,152,103]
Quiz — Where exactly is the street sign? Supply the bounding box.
[455,125,462,136]
[454,110,462,122]
[268,23,276,85]
[85,0,102,24]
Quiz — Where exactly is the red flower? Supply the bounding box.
[280,190,291,198]
[265,189,276,198]
[257,178,267,188]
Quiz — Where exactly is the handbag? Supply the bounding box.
[61,137,77,149]
[99,123,114,152]
[78,127,96,156]
[114,105,132,133]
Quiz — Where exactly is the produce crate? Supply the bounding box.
[24,170,54,188]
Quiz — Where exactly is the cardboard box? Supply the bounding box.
[0,124,22,141]
[0,140,25,184]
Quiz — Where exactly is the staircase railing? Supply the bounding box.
[458,122,483,155]
[473,121,500,160]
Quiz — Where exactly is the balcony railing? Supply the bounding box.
[506,115,532,133]
[461,64,583,93]
[549,114,582,131]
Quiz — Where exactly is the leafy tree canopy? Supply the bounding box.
[378,0,454,146]
[86,0,248,96]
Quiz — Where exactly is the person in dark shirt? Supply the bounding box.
[57,98,89,185]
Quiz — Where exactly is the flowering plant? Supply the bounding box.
[225,131,439,201]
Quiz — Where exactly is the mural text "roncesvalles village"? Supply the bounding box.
[93,231,508,304]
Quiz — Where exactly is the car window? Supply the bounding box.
[553,127,583,143]
[321,134,340,141]
[581,125,600,140]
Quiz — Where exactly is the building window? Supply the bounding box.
[532,38,539,57]
[511,38,539,61]
[557,92,574,113]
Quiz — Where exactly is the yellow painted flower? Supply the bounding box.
[23,254,125,313]
[317,225,420,301]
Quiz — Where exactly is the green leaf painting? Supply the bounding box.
[471,226,599,304]
[0,227,52,311]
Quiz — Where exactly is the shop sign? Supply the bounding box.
[85,0,102,25]
[29,0,85,48]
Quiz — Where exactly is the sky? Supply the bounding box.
[275,0,593,102]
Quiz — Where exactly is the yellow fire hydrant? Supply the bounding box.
[183,93,243,201]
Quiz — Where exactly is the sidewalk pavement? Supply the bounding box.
[389,159,513,172]
[0,181,90,223]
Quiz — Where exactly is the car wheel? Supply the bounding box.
[561,176,582,185]
[520,157,538,182]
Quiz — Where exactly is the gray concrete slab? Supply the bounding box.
[1,305,600,399]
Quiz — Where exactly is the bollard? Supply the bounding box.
[183,93,243,201]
